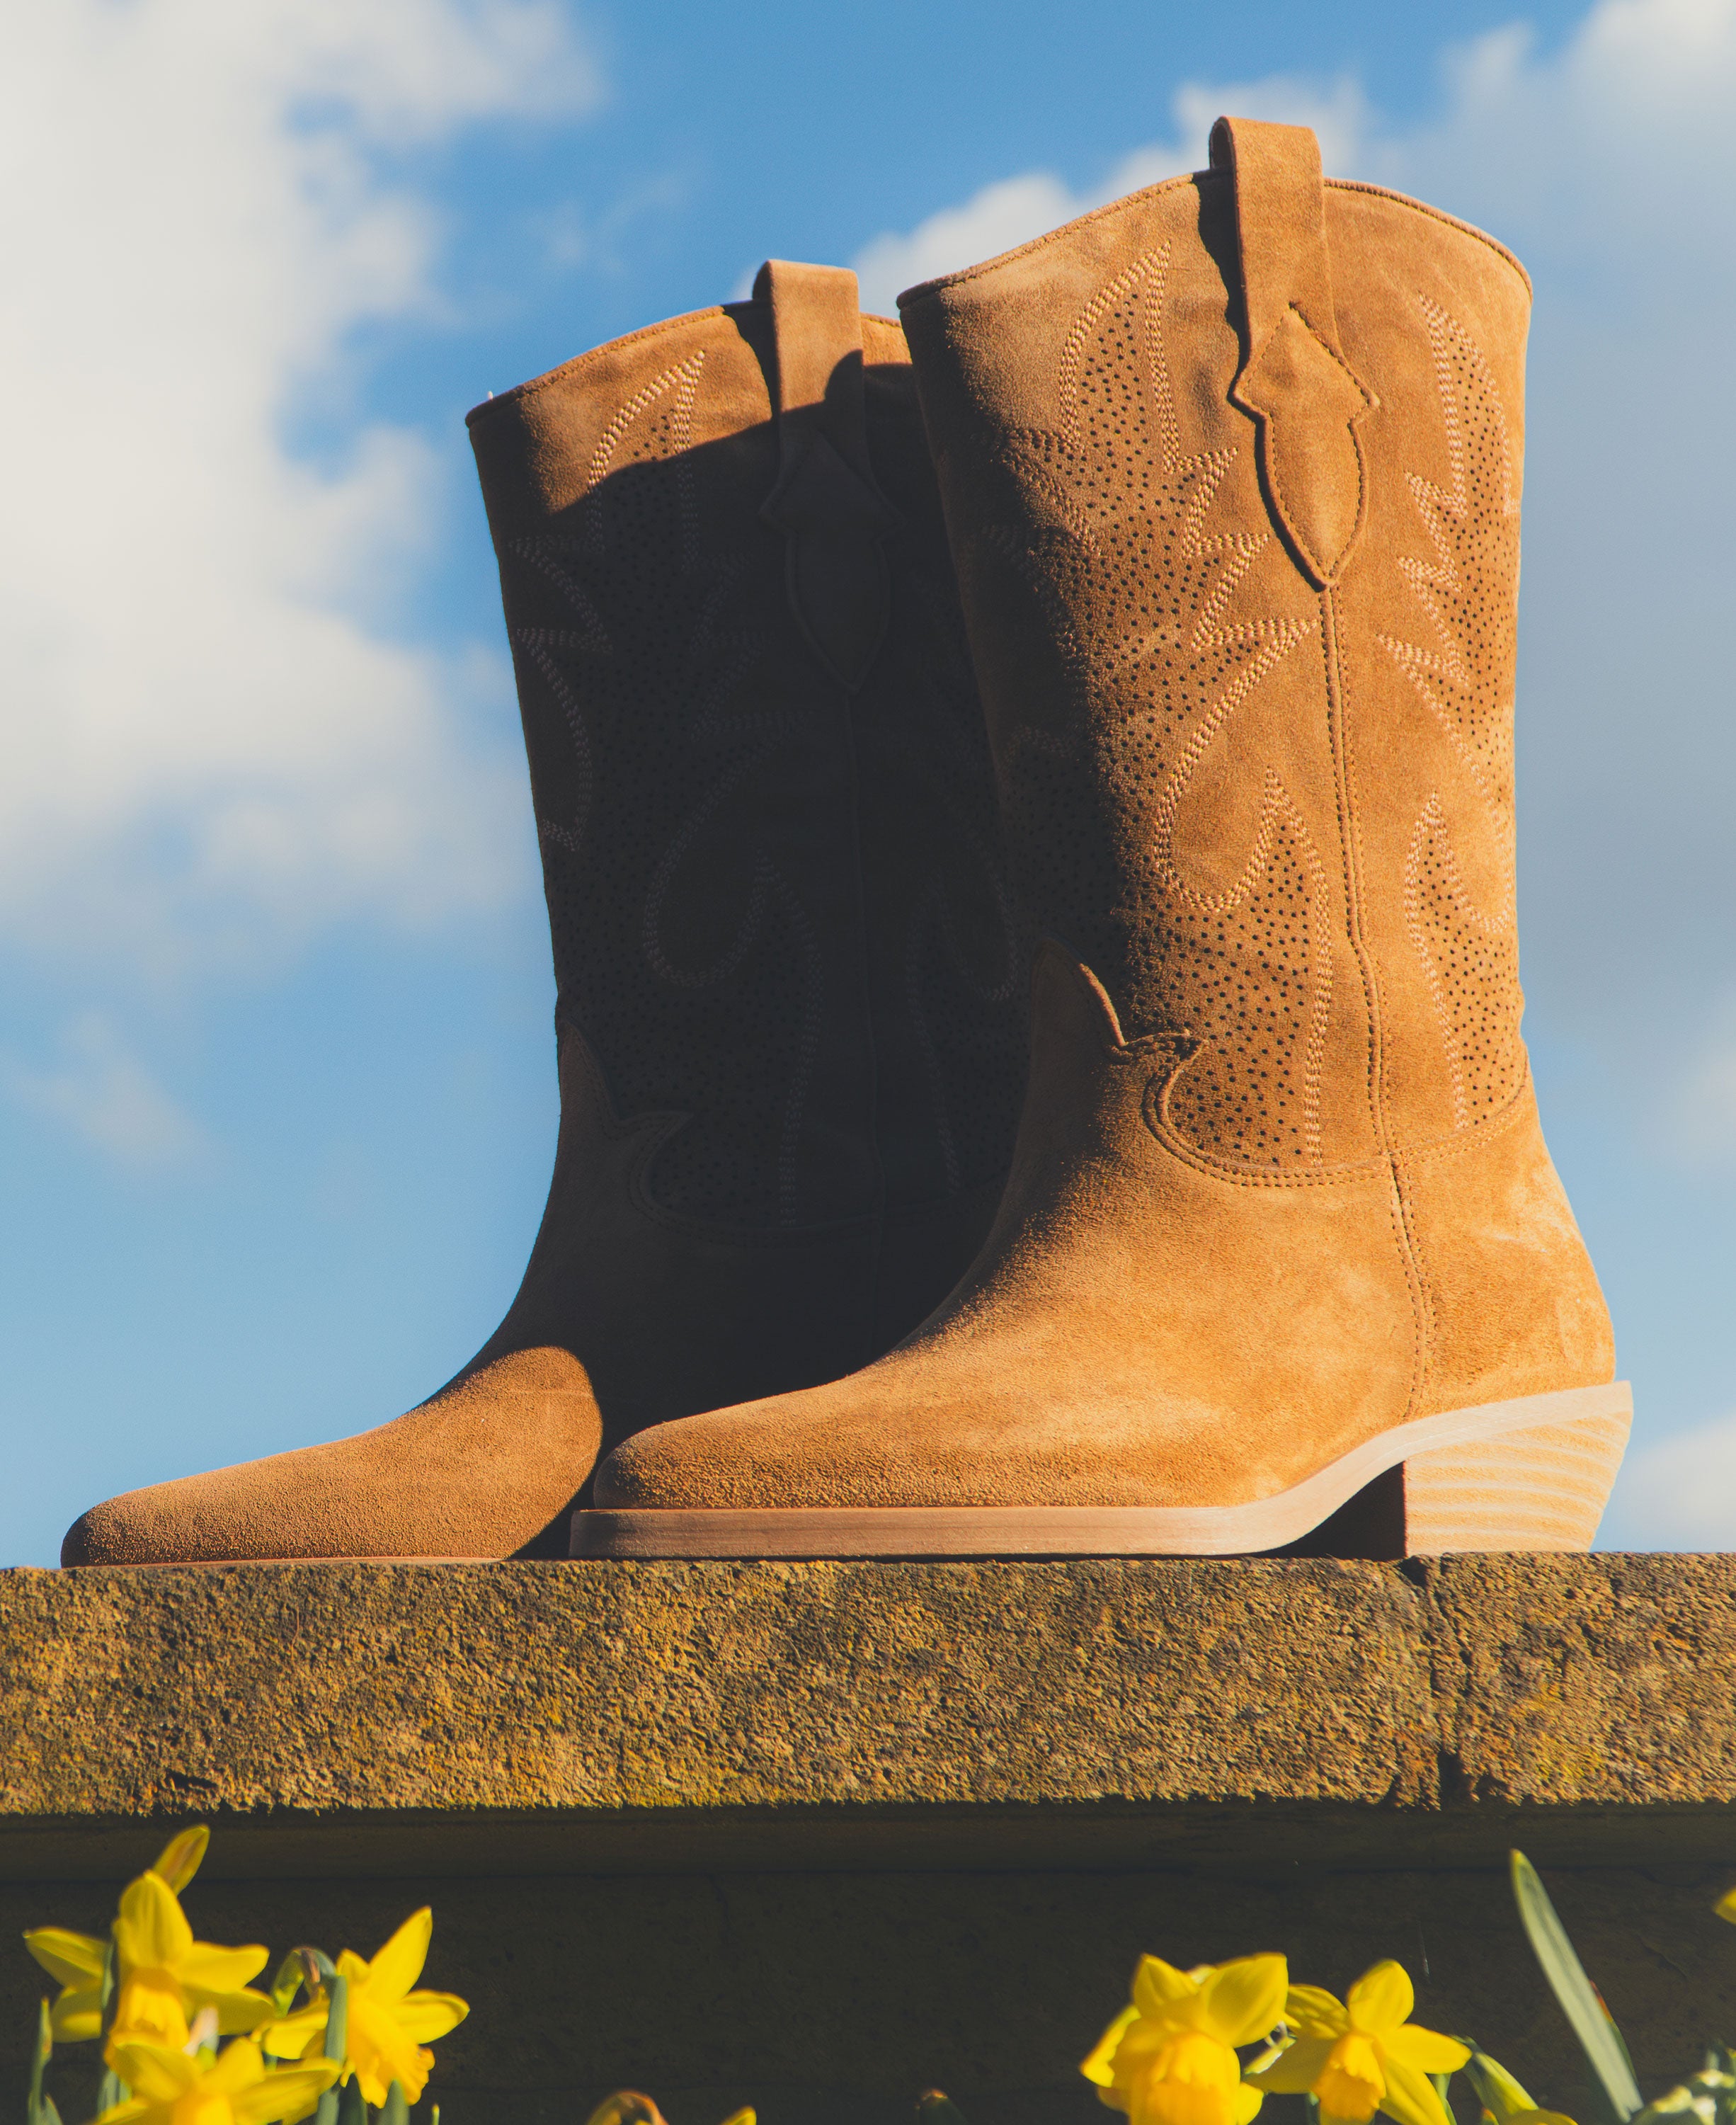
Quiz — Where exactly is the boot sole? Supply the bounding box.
[71,1554,502,1569]
[571,1381,1632,1559]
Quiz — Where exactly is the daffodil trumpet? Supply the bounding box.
[33,1823,1736,2125]
[1083,1956,1289,2125]
[1247,1962,1468,2125]
[92,2036,338,2125]
[24,1827,273,2063]
[261,1910,467,2111]
[22,1828,468,2125]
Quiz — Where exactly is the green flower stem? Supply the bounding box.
[314,1973,350,2125]
[27,1999,63,2125]
[93,1939,124,2121]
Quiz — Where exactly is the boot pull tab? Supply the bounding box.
[1209,116,1376,588]
[754,258,902,693]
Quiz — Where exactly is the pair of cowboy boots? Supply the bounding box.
[63,117,1628,1572]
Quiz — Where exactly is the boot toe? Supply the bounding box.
[61,1494,149,1567]
[595,1403,787,1510]
[60,1464,293,1566]
[59,1352,607,1565]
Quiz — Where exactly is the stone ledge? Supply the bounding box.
[4,1554,1734,1877]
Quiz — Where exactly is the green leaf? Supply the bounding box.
[1510,1850,1644,2125]
[314,1975,350,2125]
[337,2075,367,2125]
[382,2083,409,2125]
[268,1952,307,2017]
[28,1998,52,2125]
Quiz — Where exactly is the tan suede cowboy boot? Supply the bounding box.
[61,262,1024,1565]
[579,121,1628,1561]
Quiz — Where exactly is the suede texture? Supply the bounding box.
[595,123,1615,1520]
[62,264,1026,1565]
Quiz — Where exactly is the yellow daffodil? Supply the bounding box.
[1083,1956,1289,2125]
[147,1828,212,1896]
[265,1909,467,2109]
[95,2036,338,2125]
[107,1869,275,2060]
[1715,1886,1736,1925]
[22,1828,258,2049]
[23,1925,106,2044]
[1249,1963,1468,2125]
[258,1995,328,2069]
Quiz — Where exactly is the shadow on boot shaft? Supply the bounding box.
[62,264,1027,1567]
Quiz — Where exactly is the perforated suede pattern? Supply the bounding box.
[1384,297,1524,1125]
[973,245,1332,1167]
[506,343,836,1226]
[483,310,1023,1229]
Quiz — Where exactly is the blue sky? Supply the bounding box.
[1,0,1732,1564]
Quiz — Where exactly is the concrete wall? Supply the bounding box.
[6,1557,1735,2125]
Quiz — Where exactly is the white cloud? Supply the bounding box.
[6,1016,208,1168]
[853,176,1085,317]
[851,76,1364,312]
[0,0,600,978]
[1359,3,1736,258]
[852,3,1736,304]
[1605,1408,1736,1549]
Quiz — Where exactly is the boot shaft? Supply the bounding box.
[468,266,1024,1234]
[580,131,1622,1561]
[899,121,1531,1169]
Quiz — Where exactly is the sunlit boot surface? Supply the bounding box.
[583,122,1627,1561]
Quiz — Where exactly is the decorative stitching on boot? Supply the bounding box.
[1320,583,1432,1418]
[557,1016,881,1248]
[1378,297,1524,1134]
[1230,302,1375,589]
[978,243,1336,1171]
[1317,589,1384,1152]
[1394,1057,1536,1168]
[583,352,704,564]
[1403,794,1521,1129]
[512,627,595,858]
[513,339,814,1228]
[1375,296,1519,821]
[510,546,611,654]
